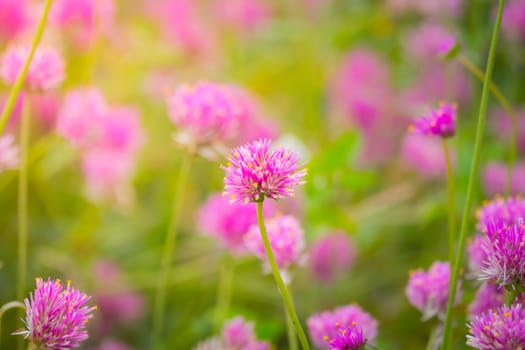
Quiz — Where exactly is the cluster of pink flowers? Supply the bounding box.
[405,261,461,320]
[198,193,276,255]
[17,278,96,349]
[307,304,378,350]
[56,87,144,205]
[308,231,356,283]
[1,45,65,91]
[0,134,19,172]
[244,215,305,272]
[193,316,271,350]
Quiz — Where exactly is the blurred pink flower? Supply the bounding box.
[467,283,505,320]
[198,193,276,255]
[490,107,525,152]
[222,316,269,350]
[386,0,463,18]
[501,0,525,40]
[309,231,356,282]
[0,0,30,41]
[91,340,131,350]
[401,133,453,178]
[467,234,488,277]
[307,304,378,350]
[482,161,525,196]
[244,215,305,271]
[97,106,144,156]
[1,45,65,91]
[29,93,61,130]
[214,0,272,33]
[404,22,456,61]
[0,134,19,172]
[51,0,115,49]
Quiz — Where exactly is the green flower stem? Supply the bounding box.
[425,324,441,350]
[456,54,518,196]
[441,1,505,349]
[17,99,30,309]
[0,0,53,135]
[152,151,194,349]
[256,200,310,350]
[442,139,456,263]
[0,301,25,347]
[213,254,234,332]
[286,298,299,350]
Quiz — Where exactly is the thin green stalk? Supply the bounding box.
[441,1,505,349]
[152,151,194,349]
[286,300,298,350]
[0,301,25,347]
[456,54,518,196]
[213,254,234,332]
[0,0,53,135]
[442,139,455,263]
[425,324,441,350]
[256,200,310,350]
[17,100,30,308]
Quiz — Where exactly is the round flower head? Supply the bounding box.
[404,22,456,61]
[222,138,306,203]
[307,304,378,350]
[482,162,525,197]
[1,45,65,91]
[466,302,525,350]
[197,193,276,254]
[467,234,488,277]
[405,261,461,320]
[326,322,367,350]
[479,221,525,287]
[401,133,452,178]
[18,277,96,349]
[0,0,30,40]
[166,82,241,147]
[409,102,457,138]
[244,215,305,271]
[476,196,525,231]
[309,231,356,282]
[0,134,19,172]
[467,283,505,320]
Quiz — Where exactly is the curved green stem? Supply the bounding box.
[442,139,455,263]
[213,254,234,332]
[286,298,299,350]
[456,54,517,196]
[0,0,53,135]
[152,151,194,349]
[0,301,25,347]
[256,200,310,350]
[441,1,505,349]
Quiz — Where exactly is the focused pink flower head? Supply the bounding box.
[475,196,525,231]
[401,133,452,178]
[307,304,378,350]
[309,231,356,282]
[0,134,19,172]
[0,0,30,40]
[51,0,115,49]
[214,0,272,33]
[501,0,525,41]
[222,139,307,203]
[326,322,367,350]
[244,215,305,270]
[198,193,276,254]
[409,102,457,138]
[56,88,108,148]
[167,82,243,147]
[330,48,394,132]
[467,283,505,320]
[405,22,456,61]
[0,45,65,91]
[405,261,461,320]
[482,161,525,197]
[17,278,96,349]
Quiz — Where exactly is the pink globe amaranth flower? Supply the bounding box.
[18,277,96,350]
[91,340,131,350]
[222,139,306,203]
[51,0,115,49]
[386,0,463,18]
[197,193,276,255]
[475,196,525,231]
[221,316,270,350]
[467,283,505,320]
[404,22,456,61]
[479,221,525,287]
[307,304,378,350]
[501,0,525,41]
[309,231,356,282]
[0,134,19,172]
[482,161,525,197]
[167,82,243,147]
[214,0,272,33]
[0,0,30,40]
[326,323,367,350]
[409,102,457,138]
[405,261,461,320]
[490,107,525,152]
[244,215,305,270]
[0,45,65,91]
[31,93,61,130]
[468,235,488,277]
[97,106,144,156]
[330,48,395,132]
[401,133,452,178]
[466,302,525,349]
